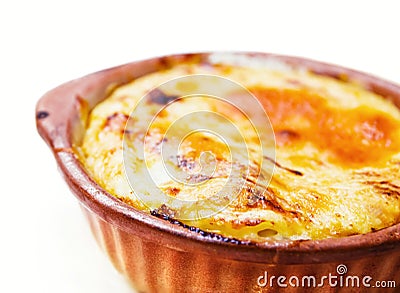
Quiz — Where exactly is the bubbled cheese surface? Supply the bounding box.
[78,57,400,242]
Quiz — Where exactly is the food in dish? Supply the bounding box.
[77,56,400,242]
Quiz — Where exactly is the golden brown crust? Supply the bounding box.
[253,87,400,167]
[78,62,400,242]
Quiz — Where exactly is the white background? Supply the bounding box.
[1,1,400,292]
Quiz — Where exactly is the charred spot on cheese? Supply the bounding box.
[275,129,301,146]
[150,208,250,245]
[186,174,211,183]
[246,187,265,207]
[240,185,301,219]
[152,204,178,218]
[104,112,129,133]
[365,180,400,199]
[147,89,179,105]
[176,155,196,171]
[263,155,303,176]
[232,218,264,228]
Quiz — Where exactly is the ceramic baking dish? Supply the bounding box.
[36,52,400,292]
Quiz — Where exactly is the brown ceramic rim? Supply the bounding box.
[36,52,400,265]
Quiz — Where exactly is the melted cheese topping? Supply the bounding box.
[78,59,400,242]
